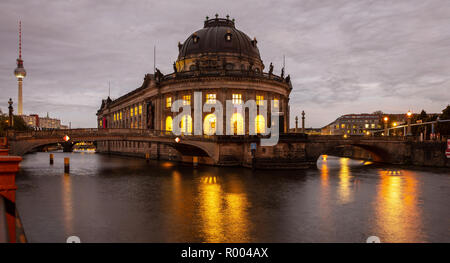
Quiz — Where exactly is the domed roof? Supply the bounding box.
[177,16,261,61]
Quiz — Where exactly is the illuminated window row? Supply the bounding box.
[164,113,266,134]
[165,94,280,107]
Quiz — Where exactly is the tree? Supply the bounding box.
[0,115,32,136]
[372,110,383,115]
[438,105,450,136]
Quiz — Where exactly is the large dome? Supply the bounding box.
[177,16,261,62]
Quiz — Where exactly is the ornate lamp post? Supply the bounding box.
[383,116,389,136]
[295,116,298,132]
[406,110,412,136]
[8,98,14,128]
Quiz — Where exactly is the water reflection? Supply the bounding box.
[374,170,422,242]
[198,173,250,242]
[62,173,74,235]
[337,158,353,204]
[15,152,449,242]
[318,156,332,230]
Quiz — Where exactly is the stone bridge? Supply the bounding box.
[5,129,449,168]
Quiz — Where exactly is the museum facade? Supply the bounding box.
[97,16,292,134]
[96,16,293,162]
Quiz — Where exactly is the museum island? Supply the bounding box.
[96,16,293,165]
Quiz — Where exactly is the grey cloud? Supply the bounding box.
[0,0,449,128]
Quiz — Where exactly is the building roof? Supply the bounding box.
[177,17,261,61]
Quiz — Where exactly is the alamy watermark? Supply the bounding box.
[170,91,280,146]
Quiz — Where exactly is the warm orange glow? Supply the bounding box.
[337,158,353,204]
[322,155,327,161]
[374,170,422,242]
[407,111,412,117]
[204,114,216,135]
[393,122,397,127]
[255,115,266,134]
[198,174,250,242]
[383,116,389,122]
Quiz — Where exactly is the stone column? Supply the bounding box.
[295,116,298,132]
[302,110,305,133]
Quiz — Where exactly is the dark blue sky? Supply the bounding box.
[1,0,449,128]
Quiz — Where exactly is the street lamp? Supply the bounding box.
[383,116,389,136]
[406,110,412,136]
[8,98,14,128]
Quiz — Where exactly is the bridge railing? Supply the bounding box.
[7,128,219,141]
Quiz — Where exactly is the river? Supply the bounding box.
[15,151,450,243]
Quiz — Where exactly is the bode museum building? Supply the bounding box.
[96,16,293,164]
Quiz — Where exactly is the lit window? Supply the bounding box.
[206,94,216,104]
[192,34,199,43]
[139,105,142,115]
[181,115,192,134]
[166,97,172,108]
[255,115,266,134]
[341,124,345,129]
[99,120,102,127]
[183,95,191,105]
[120,112,122,120]
[225,31,232,41]
[135,106,138,116]
[256,95,264,106]
[371,123,375,128]
[273,98,279,108]
[114,113,116,121]
[130,108,133,117]
[365,124,369,128]
[166,116,173,132]
[232,94,242,104]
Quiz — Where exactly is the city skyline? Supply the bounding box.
[0,0,449,128]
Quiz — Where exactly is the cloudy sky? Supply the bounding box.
[0,0,449,128]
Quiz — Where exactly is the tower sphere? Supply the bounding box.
[14,61,26,79]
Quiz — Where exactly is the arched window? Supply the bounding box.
[204,114,216,135]
[181,115,192,134]
[166,116,173,132]
[225,31,232,41]
[255,115,266,134]
[192,33,200,43]
[230,113,244,135]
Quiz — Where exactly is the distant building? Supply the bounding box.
[21,113,67,130]
[321,113,383,135]
[289,127,321,135]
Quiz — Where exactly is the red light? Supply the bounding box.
[63,135,70,142]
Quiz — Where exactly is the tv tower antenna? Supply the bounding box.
[14,20,26,115]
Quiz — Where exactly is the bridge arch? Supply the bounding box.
[7,129,219,164]
[314,142,389,163]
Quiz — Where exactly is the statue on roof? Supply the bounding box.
[268,62,273,76]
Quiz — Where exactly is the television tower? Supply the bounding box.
[14,21,26,115]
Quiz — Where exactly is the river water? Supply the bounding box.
[15,151,450,243]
